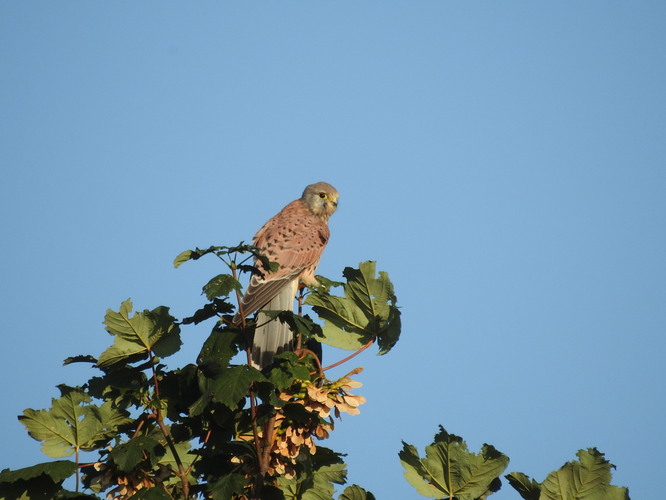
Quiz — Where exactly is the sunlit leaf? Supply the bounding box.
[339,485,376,500]
[306,262,400,355]
[274,446,346,500]
[539,448,630,500]
[98,300,181,368]
[18,386,129,459]
[399,426,509,500]
[173,249,193,268]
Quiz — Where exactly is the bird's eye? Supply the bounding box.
[319,193,326,199]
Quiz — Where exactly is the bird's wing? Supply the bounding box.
[234,199,330,322]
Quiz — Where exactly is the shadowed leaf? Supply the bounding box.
[0,460,77,484]
[0,460,77,500]
[339,485,376,500]
[203,274,242,300]
[209,365,266,409]
[63,355,97,366]
[110,436,164,472]
[505,472,541,500]
[126,488,172,499]
[207,472,248,500]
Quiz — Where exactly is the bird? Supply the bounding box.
[233,182,339,369]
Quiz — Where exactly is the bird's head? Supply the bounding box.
[302,182,339,220]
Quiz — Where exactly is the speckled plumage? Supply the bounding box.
[234,182,339,368]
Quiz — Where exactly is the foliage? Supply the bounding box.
[1,243,400,499]
[401,429,630,500]
[306,262,400,355]
[506,448,630,500]
[0,242,632,499]
[400,427,508,500]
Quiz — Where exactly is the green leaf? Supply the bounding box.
[209,365,266,409]
[53,492,99,499]
[207,473,249,500]
[86,366,148,407]
[0,460,77,484]
[0,461,77,500]
[279,462,347,500]
[277,447,346,500]
[262,311,324,340]
[306,261,401,355]
[182,298,235,325]
[159,440,196,485]
[94,401,132,438]
[173,243,264,269]
[339,485,376,500]
[203,274,242,300]
[18,386,130,458]
[98,300,181,368]
[63,355,97,366]
[110,436,163,472]
[269,351,314,391]
[19,408,79,459]
[399,426,509,500]
[173,249,193,268]
[301,465,344,500]
[127,488,173,500]
[540,448,630,500]
[505,472,541,500]
[197,327,242,376]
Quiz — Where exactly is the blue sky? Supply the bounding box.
[1,2,664,499]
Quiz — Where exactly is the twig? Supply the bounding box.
[322,338,375,371]
[150,354,191,498]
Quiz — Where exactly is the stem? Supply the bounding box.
[231,265,255,367]
[232,266,270,495]
[296,288,305,350]
[132,415,147,438]
[75,447,80,492]
[322,338,375,371]
[249,390,263,460]
[260,414,277,470]
[150,353,191,498]
[232,265,247,327]
[296,348,324,377]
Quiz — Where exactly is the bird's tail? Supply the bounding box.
[251,280,298,369]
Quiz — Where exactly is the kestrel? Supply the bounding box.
[233,182,339,368]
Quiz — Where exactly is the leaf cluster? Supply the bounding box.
[400,426,508,500]
[506,448,630,500]
[401,427,630,500]
[2,245,400,500]
[306,262,401,355]
[0,241,632,500]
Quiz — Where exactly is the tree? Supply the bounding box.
[0,244,630,499]
[0,244,399,499]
